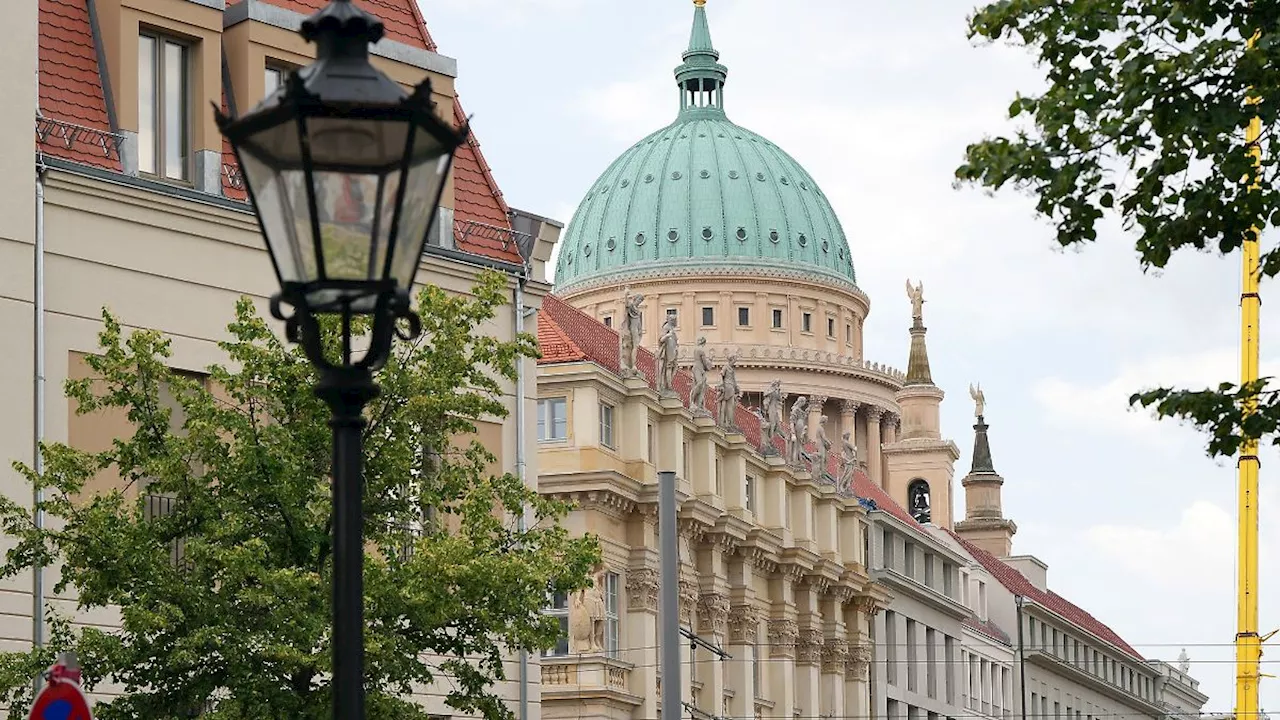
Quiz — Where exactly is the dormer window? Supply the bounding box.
[138,31,190,181]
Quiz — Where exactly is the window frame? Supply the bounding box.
[542,589,570,657]
[537,397,568,442]
[604,572,620,657]
[737,306,751,327]
[801,312,813,334]
[827,316,836,338]
[771,308,784,329]
[599,402,616,449]
[137,29,192,182]
[701,306,715,327]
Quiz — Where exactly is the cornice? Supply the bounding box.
[557,263,868,306]
[871,567,971,620]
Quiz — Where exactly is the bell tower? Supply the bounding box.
[954,391,1018,557]
[883,279,959,527]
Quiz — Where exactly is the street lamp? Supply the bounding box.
[215,0,464,717]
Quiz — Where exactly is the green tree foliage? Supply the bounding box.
[955,1,1280,456]
[0,271,600,719]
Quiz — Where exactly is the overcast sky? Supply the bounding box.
[420,0,1279,710]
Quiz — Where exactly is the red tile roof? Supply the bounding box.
[950,531,1144,660]
[37,0,120,171]
[963,615,1012,646]
[37,0,521,264]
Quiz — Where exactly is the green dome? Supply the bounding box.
[553,2,857,293]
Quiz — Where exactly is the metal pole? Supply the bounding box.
[659,470,681,720]
[514,279,530,720]
[1236,29,1263,720]
[1016,595,1027,720]
[318,368,379,720]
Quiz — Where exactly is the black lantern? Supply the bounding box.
[215,2,464,719]
[217,0,464,369]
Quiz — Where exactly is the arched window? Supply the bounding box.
[907,479,931,524]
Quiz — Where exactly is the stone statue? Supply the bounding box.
[570,568,607,653]
[619,286,645,377]
[905,278,925,321]
[689,336,713,414]
[787,396,809,465]
[838,431,857,491]
[1177,648,1190,674]
[762,380,785,447]
[969,382,985,419]
[716,352,741,431]
[656,313,679,394]
[813,415,832,479]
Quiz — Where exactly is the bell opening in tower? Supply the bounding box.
[908,479,932,525]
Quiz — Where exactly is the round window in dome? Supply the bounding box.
[607,237,617,251]
[584,244,592,257]
[565,253,573,265]
[769,230,779,243]
[620,179,630,188]
[755,172,766,181]
[644,174,654,183]
[702,227,714,241]
[821,239,829,253]
[636,232,646,245]
[600,184,609,193]
[728,170,739,179]
[668,229,679,242]
[780,176,789,185]
[671,171,683,180]
[801,182,809,190]
[798,234,808,247]
[736,227,748,241]
[699,169,710,179]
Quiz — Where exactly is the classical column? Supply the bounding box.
[865,406,885,488]
[794,582,823,720]
[697,591,730,716]
[881,412,898,489]
[767,572,799,720]
[821,597,848,720]
[727,602,762,719]
[626,567,660,717]
[840,400,859,452]
[808,395,827,442]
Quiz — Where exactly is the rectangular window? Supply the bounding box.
[924,553,935,587]
[264,64,285,99]
[883,527,894,567]
[846,323,853,343]
[138,32,190,181]
[702,306,715,326]
[925,627,937,698]
[714,457,723,496]
[772,308,783,328]
[604,572,620,657]
[978,580,987,617]
[738,306,750,326]
[904,541,916,578]
[666,308,678,320]
[537,397,568,441]
[744,475,755,512]
[802,312,812,333]
[542,590,569,656]
[827,317,835,337]
[647,421,656,461]
[599,402,615,449]
[603,315,613,328]
[905,619,918,691]
[884,611,898,686]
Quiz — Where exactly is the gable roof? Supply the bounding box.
[36,0,521,264]
[950,531,1144,660]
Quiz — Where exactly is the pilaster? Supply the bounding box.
[865,406,884,488]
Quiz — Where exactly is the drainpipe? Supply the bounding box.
[1016,594,1027,720]
[33,165,47,665]
[514,272,531,720]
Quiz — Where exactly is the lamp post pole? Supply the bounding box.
[320,365,380,719]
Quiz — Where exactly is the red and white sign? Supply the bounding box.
[27,655,93,720]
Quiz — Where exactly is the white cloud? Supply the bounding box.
[1032,349,1280,443]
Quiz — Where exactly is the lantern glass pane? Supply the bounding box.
[388,125,452,289]
[306,116,410,171]
[237,137,318,285]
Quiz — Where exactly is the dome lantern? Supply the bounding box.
[676,0,728,116]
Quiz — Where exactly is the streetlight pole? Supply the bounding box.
[215,0,465,714]
[320,362,380,719]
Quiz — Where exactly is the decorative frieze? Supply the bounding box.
[767,618,798,658]
[795,627,825,666]
[728,604,762,644]
[821,638,849,675]
[698,592,730,637]
[846,643,872,681]
[626,568,659,612]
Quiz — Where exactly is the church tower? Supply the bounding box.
[883,281,959,528]
[954,395,1018,557]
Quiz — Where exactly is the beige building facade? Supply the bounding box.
[8,0,560,714]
